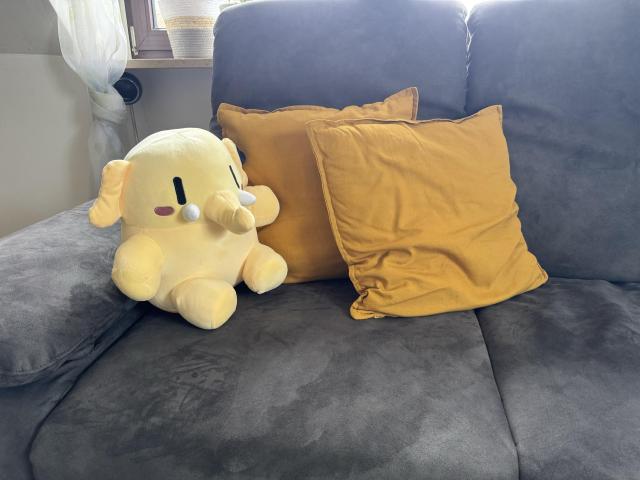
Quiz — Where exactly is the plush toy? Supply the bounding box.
[88,128,287,329]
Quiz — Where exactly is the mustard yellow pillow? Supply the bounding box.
[307,106,548,319]
[217,87,418,283]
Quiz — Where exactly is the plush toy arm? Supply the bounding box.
[204,190,255,234]
[112,234,164,301]
[245,185,280,228]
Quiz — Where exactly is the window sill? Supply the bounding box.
[126,58,213,69]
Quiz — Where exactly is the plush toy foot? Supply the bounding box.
[170,278,237,330]
[243,244,288,294]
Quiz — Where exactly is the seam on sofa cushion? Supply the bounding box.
[476,308,522,480]
[0,299,136,381]
[22,304,148,480]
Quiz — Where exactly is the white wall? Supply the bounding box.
[0,54,93,236]
[0,0,60,55]
[126,68,213,144]
[0,0,96,237]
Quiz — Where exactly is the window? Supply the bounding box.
[151,0,166,29]
[124,0,171,58]
[124,0,484,58]
[461,0,487,12]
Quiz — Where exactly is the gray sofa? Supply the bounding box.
[1,0,639,479]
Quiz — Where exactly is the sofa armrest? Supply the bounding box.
[0,202,138,387]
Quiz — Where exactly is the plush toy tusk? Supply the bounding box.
[238,189,256,206]
[182,203,201,222]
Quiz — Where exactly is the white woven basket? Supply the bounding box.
[158,0,220,58]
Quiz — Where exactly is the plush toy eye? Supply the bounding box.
[228,166,241,189]
[173,177,187,205]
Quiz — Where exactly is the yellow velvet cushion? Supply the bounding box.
[217,87,418,283]
[307,105,548,319]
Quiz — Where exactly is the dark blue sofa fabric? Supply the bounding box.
[31,281,518,480]
[0,202,145,480]
[477,278,640,480]
[467,0,640,281]
[210,0,468,135]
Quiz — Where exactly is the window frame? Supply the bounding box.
[124,0,172,58]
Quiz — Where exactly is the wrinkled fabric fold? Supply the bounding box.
[49,0,128,189]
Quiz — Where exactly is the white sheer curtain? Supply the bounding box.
[49,0,129,189]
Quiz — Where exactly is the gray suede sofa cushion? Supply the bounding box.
[0,202,145,480]
[31,280,518,480]
[477,278,640,480]
[467,0,640,281]
[210,0,468,135]
[0,307,142,480]
[0,202,137,386]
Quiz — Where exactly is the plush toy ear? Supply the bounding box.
[222,138,249,187]
[88,160,130,227]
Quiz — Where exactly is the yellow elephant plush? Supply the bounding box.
[89,128,287,329]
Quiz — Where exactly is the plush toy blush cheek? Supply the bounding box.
[154,206,175,216]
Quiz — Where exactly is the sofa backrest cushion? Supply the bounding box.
[467,0,640,281]
[210,0,468,135]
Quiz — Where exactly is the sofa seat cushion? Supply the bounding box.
[477,278,640,480]
[31,281,517,480]
[0,306,142,480]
